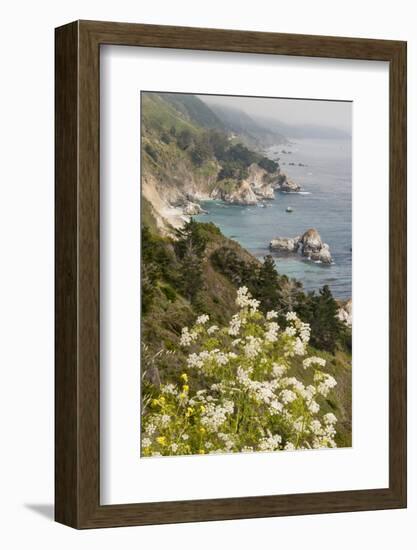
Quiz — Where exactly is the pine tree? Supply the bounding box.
[174,220,207,303]
[254,255,282,313]
[296,285,342,353]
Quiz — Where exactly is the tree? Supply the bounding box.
[252,255,282,313]
[207,129,229,160]
[177,129,193,150]
[174,220,207,303]
[190,134,212,166]
[258,157,279,173]
[296,285,343,353]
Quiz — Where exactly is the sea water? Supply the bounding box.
[195,138,352,300]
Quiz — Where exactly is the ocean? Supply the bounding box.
[196,138,352,300]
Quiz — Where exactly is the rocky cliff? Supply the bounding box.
[141,92,302,232]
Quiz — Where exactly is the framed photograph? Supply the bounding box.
[55,20,406,528]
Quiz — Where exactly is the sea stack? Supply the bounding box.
[299,228,332,264]
[269,228,332,264]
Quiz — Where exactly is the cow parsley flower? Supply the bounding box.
[265,321,280,342]
[286,311,298,321]
[324,412,337,425]
[244,336,262,358]
[196,314,210,325]
[303,356,326,369]
[228,315,241,336]
[180,327,198,346]
[281,389,297,404]
[266,310,278,320]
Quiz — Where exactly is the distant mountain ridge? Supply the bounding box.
[158,92,226,130]
[199,100,288,148]
[256,115,350,140]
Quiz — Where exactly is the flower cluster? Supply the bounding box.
[141,287,339,457]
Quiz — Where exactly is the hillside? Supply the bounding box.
[200,100,287,148]
[141,92,295,233]
[142,219,352,450]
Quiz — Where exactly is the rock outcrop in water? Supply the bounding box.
[269,236,300,253]
[279,177,301,193]
[269,228,332,264]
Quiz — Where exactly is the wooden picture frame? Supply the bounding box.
[55,20,407,529]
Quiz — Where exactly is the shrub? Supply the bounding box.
[258,157,279,173]
[160,284,177,302]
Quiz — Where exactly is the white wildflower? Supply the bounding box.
[196,314,209,325]
[315,373,337,397]
[272,363,286,378]
[161,383,177,395]
[293,337,306,356]
[258,433,282,452]
[323,412,337,425]
[236,286,260,312]
[307,400,320,414]
[303,356,326,369]
[180,327,198,346]
[228,315,241,336]
[285,326,296,337]
[213,350,229,366]
[266,310,278,320]
[269,400,283,414]
[286,311,298,321]
[160,414,171,427]
[265,321,280,343]
[281,389,297,404]
[236,286,251,308]
[310,419,323,435]
[244,336,262,358]
[207,325,219,335]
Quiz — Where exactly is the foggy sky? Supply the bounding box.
[199,94,352,134]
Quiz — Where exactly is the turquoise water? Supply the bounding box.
[196,138,352,300]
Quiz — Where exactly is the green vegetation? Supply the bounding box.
[141,219,352,452]
[142,287,346,456]
[140,92,352,455]
[141,92,281,192]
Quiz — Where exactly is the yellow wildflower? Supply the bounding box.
[182,384,189,393]
[180,373,188,383]
[198,449,206,455]
[156,436,166,446]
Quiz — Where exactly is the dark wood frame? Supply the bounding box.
[55,20,407,529]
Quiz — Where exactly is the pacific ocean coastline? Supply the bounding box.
[196,137,352,300]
